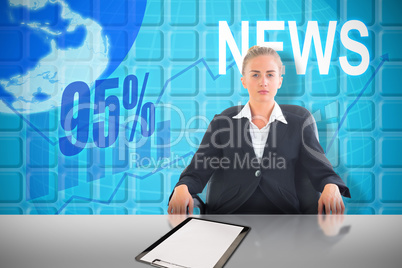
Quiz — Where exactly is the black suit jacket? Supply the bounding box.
[173,104,351,214]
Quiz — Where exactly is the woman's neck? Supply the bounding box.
[248,100,275,129]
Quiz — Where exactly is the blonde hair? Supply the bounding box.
[242,46,283,75]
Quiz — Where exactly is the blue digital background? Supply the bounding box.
[0,0,401,215]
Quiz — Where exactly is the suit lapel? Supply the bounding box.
[237,118,289,160]
[262,120,289,158]
[238,118,257,159]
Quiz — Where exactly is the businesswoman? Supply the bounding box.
[168,46,350,215]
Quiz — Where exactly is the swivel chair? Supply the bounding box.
[192,167,320,214]
[192,107,322,214]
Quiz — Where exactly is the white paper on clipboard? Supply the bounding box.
[139,218,245,268]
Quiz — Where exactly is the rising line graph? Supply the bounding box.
[0,55,388,214]
[326,54,389,152]
[55,151,195,214]
[54,59,236,213]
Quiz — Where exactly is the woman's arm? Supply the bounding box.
[168,185,194,214]
[298,112,350,214]
[318,183,346,214]
[168,114,224,214]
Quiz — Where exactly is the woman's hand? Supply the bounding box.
[318,183,345,214]
[167,185,194,215]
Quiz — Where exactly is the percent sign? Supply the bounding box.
[59,73,155,156]
[125,73,155,142]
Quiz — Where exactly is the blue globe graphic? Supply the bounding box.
[0,0,146,113]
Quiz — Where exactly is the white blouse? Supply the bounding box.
[232,101,288,162]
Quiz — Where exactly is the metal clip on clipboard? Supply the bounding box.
[151,259,190,268]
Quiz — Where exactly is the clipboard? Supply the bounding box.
[135,217,250,268]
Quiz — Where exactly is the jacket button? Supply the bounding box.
[255,170,261,177]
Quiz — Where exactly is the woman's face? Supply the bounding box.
[241,55,283,105]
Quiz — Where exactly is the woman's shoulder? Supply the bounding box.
[213,104,313,121]
[279,104,312,120]
[217,105,244,117]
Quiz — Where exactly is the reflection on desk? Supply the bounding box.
[197,215,401,268]
[168,215,351,267]
[0,215,401,268]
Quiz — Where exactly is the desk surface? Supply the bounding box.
[0,215,401,268]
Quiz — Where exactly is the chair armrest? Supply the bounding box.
[296,171,321,214]
[192,194,206,214]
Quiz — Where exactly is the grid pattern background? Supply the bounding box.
[0,0,402,214]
